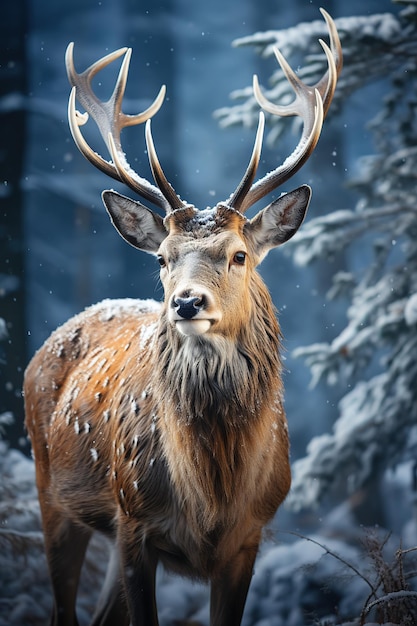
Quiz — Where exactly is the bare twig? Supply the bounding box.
[283,530,377,596]
[362,590,417,617]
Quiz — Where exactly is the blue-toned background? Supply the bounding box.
[1,0,393,459]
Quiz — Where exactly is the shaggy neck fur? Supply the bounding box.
[155,274,283,532]
[157,274,280,420]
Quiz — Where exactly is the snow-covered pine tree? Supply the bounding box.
[216,2,417,514]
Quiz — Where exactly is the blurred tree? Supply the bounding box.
[0,0,28,448]
[288,2,417,523]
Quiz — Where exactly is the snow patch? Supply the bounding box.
[404,293,417,326]
[84,298,161,323]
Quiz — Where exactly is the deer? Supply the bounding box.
[24,9,341,626]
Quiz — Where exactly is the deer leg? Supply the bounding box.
[209,538,260,626]
[41,509,92,626]
[91,542,129,626]
[118,526,159,626]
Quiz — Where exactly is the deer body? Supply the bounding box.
[24,11,341,626]
[26,290,289,619]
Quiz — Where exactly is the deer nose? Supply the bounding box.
[173,296,204,320]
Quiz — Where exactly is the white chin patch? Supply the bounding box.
[175,319,211,336]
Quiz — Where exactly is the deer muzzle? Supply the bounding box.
[169,289,220,336]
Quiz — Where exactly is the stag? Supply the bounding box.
[24,10,341,626]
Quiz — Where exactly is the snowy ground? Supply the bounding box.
[0,440,415,626]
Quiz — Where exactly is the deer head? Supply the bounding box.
[65,9,342,339]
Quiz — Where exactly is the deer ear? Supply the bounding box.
[245,185,311,260]
[102,190,167,254]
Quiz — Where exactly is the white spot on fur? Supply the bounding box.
[96,357,107,372]
[130,455,140,469]
[90,448,98,462]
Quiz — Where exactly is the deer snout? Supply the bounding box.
[169,289,219,336]
[173,296,204,320]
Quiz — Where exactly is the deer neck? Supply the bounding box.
[154,284,283,532]
[156,286,281,426]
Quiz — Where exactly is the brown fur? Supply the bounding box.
[24,207,294,626]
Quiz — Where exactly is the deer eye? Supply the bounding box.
[233,251,246,265]
[157,255,166,268]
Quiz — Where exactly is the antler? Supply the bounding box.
[229,8,342,214]
[65,43,184,213]
[66,8,341,218]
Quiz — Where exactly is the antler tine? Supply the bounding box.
[68,85,120,182]
[318,7,343,115]
[230,10,341,215]
[145,120,185,210]
[227,112,265,210]
[66,42,179,213]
